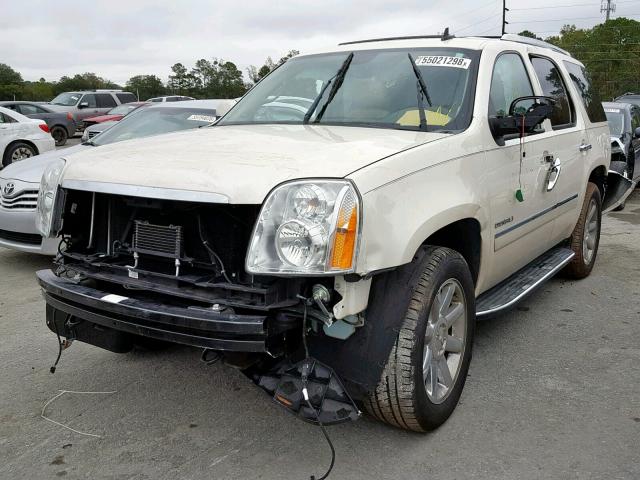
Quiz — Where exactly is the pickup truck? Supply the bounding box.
[35,34,632,431]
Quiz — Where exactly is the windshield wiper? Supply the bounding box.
[407,53,433,131]
[303,52,354,124]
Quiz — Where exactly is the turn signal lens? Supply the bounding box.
[330,189,359,270]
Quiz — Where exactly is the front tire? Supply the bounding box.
[563,182,602,279]
[365,246,475,432]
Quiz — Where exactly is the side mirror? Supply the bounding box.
[490,96,555,139]
[634,127,640,139]
[78,102,89,109]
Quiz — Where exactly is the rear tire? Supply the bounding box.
[563,182,602,279]
[3,142,36,167]
[51,126,68,146]
[365,246,475,432]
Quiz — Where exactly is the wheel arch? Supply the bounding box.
[3,139,39,160]
[588,165,607,198]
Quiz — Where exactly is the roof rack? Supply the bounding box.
[500,34,572,57]
[339,27,455,46]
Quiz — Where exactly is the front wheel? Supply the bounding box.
[563,182,602,279]
[365,246,475,432]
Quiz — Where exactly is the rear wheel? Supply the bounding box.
[50,126,68,146]
[563,182,602,279]
[2,142,36,167]
[365,246,475,432]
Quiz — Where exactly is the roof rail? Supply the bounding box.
[500,34,572,57]
[339,27,455,46]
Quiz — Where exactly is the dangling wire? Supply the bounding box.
[299,299,336,480]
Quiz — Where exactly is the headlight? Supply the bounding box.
[246,179,361,275]
[36,159,66,237]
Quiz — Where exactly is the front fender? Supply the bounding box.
[603,170,635,213]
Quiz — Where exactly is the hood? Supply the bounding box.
[0,144,89,183]
[62,124,447,204]
[87,120,117,132]
[85,114,122,123]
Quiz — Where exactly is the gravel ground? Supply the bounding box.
[0,191,639,480]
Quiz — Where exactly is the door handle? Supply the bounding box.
[579,143,592,152]
[547,158,561,191]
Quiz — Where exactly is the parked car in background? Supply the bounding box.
[615,92,640,109]
[82,102,149,129]
[47,90,138,129]
[81,99,236,142]
[34,35,628,433]
[0,106,54,168]
[603,102,640,181]
[0,100,225,255]
[0,101,75,146]
[147,95,195,102]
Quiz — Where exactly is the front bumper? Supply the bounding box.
[37,269,274,353]
[0,207,58,255]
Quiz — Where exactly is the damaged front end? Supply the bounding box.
[37,183,376,422]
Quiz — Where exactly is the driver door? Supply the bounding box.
[486,52,560,284]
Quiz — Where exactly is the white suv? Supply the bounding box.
[35,34,629,431]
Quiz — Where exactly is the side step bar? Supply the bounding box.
[476,246,575,318]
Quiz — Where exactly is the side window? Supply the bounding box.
[0,113,17,123]
[4,104,19,112]
[531,57,574,129]
[489,53,534,118]
[631,108,640,131]
[562,61,606,123]
[17,104,41,115]
[96,94,117,108]
[166,96,179,102]
[81,94,97,108]
[116,93,137,104]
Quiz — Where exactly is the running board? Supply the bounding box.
[476,247,575,318]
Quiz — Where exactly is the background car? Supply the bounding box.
[614,92,640,109]
[0,101,75,146]
[81,98,236,141]
[46,89,137,128]
[603,102,640,182]
[0,106,55,168]
[0,100,228,255]
[82,101,150,129]
[147,95,195,102]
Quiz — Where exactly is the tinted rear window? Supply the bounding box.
[563,61,606,123]
[116,92,137,104]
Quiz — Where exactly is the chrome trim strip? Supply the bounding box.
[495,194,578,239]
[61,180,229,204]
[476,251,575,317]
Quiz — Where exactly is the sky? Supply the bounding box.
[1,0,638,85]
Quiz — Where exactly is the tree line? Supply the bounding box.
[0,50,298,102]
[1,17,638,103]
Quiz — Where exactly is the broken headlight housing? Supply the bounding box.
[36,158,66,238]
[246,179,361,275]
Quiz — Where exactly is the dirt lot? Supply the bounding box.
[1,192,639,480]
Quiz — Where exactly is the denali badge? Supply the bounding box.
[2,182,15,196]
[494,216,514,229]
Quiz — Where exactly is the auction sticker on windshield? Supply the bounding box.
[414,56,471,69]
[187,114,218,122]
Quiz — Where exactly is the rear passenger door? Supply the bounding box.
[528,55,585,242]
[95,94,117,114]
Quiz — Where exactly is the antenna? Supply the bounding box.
[600,0,616,20]
[502,0,509,35]
[441,27,455,41]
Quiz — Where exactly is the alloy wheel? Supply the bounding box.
[582,199,598,265]
[11,147,33,162]
[423,278,467,404]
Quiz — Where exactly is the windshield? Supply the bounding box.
[219,48,479,132]
[92,107,218,146]
[107,104,140,116]
[605,110,624,136]
[51,92,82,106]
